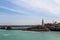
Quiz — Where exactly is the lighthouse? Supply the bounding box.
[42,19,44,27]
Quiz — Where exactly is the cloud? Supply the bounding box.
[0,0,60,25]
[54,0,60,4]
[0,6,32,15]
[8,0,60,15]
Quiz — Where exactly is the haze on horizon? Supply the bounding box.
[0,0,60,25]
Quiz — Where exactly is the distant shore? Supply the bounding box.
[0,22,60,31]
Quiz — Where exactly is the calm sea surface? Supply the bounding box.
[0,30,60,40]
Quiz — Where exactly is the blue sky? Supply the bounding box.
[0,0,60,25]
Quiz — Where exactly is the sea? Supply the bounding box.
[0,30,60,40]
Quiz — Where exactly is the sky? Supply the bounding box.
[0,0,60,25]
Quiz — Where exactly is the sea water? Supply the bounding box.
[0,30,60,40]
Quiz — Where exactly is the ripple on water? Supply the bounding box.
[0,30,6,31]
[3,34,10,36]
